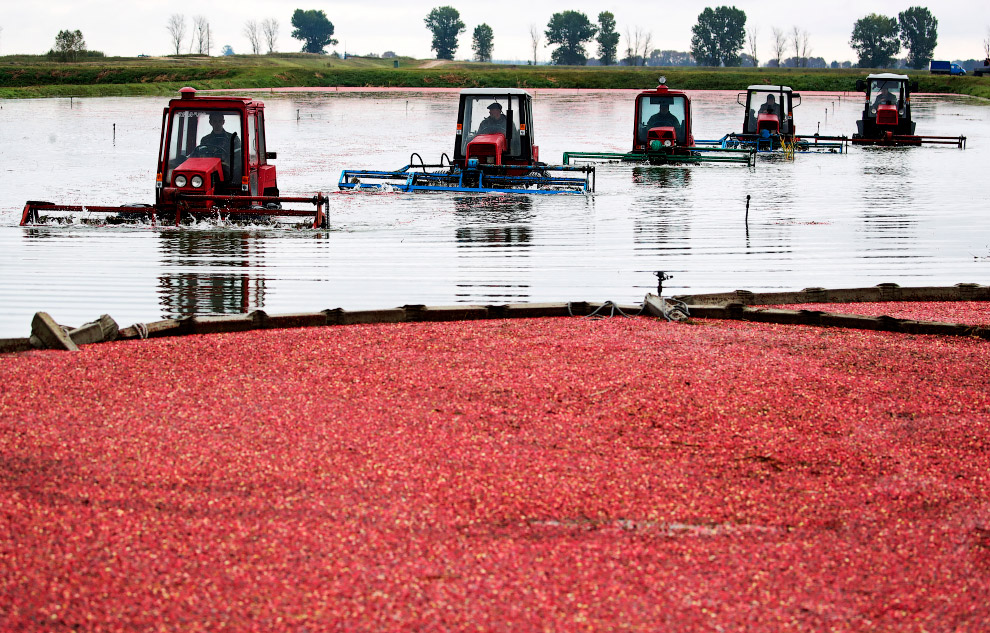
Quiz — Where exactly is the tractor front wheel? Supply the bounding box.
[263,188,281,210]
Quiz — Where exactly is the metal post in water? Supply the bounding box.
[745,194,751,225]
[113,123,116,145]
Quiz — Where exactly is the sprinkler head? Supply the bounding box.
[654,271,672,295]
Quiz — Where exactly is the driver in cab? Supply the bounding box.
[644,102,680,130]
[873,85,896,108]
[476,102,508,137]
[200,113,233,150]
[758,94,778,115]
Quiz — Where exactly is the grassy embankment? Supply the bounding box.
[2,53,988,99]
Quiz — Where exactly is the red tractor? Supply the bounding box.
[632,80,695,155]
[851,74,966,147]
[22,87,328,227]
[339,88,594,193]
[562,78,754,165]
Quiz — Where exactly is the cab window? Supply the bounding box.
[638,95,687,144]
[870,80,905,115]
[166,110,242,184]
[461,96,522,157]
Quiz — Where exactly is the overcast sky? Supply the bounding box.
[2,1,987,63]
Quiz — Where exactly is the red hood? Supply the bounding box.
[175,157,222,173]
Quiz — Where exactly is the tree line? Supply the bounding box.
[33,4,960,70]
[416,5,947,70]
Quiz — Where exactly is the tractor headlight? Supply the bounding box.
[174,175,187,187]
[664,140,673,147]
[191,175,204,188]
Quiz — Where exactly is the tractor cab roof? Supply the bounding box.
[747,84,794,93]
[864,73,910,82]
[638,78,688,97]
[856,74,917,97]
[738,85,801,111]
[168,87,263,111]
[459,87,532,97]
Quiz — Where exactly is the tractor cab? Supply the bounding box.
[634,78,693,152]
[738,85,800,137]
[157,87,278,208]
[454,88,537,168]
[854,73,917,140]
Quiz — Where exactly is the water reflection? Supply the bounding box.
[449,195,535,302]
[631,166,692,188]
[157,231,267,317]
[453,195,533,250]
[858,147,917,239]
[633,205,692,250]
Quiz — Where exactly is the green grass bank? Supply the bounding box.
[2,54,988,99]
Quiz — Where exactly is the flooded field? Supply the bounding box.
[0,88,987,337]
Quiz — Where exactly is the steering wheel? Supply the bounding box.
[191,144,226,159]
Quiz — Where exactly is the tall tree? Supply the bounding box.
[192,15,211,55]
[545,11,597,66]
[623,27,642,65]
[898,7,938,70]
[472,24,493,62]
[529,24,542,65]
[747,26,759,68]
[850,13,900,68]
[596,11,620,66]
[261,18,279,53]
[690,6,747,67]
[639,31,653,66]
[791,26,810,67]
[166,14,186,56]
[291,9,337,54]
[424,6,465,60]
[53,29,86,62]
[244,20,261,55]
[770,26,786,67]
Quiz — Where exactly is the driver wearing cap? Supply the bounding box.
[476,102,508,136]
